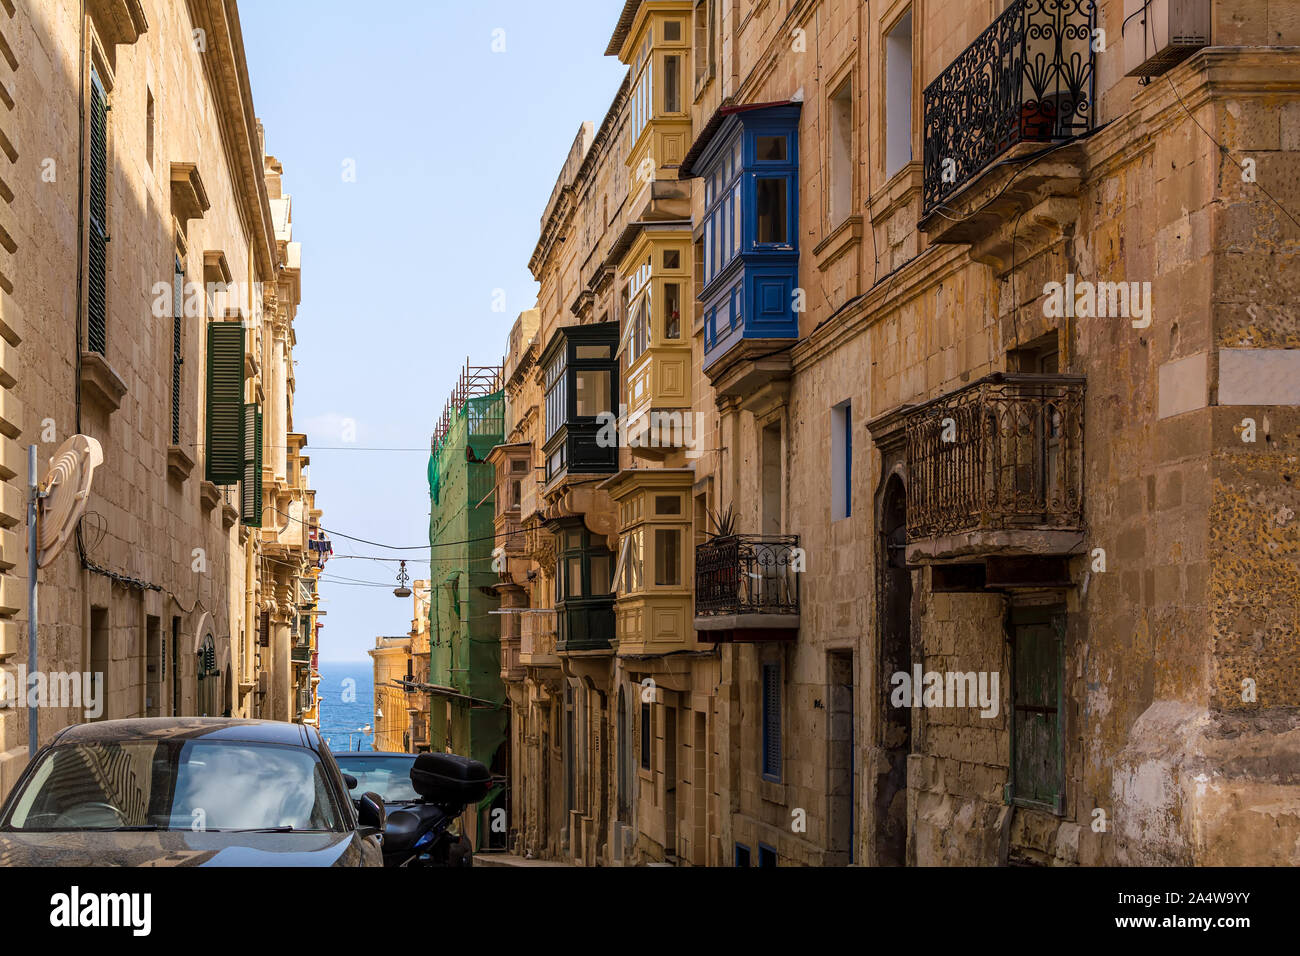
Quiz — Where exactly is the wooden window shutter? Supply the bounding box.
[204,321,245,483]
[171,257,184,445]
[240,402,263,526]
[87,68,109,356]
[259,610,270,647]
[761,662,782,780]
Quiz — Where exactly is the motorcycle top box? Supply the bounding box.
[410,752,492,804]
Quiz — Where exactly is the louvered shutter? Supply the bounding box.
[241,402,263,526]
[87,68,109,355]
[204,321,245,483]
[171,258,184,444]
[761,663,782,780]
[259,610,270,647]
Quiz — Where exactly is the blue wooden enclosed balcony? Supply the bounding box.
[681,102,802,383]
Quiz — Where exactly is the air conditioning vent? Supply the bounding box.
[1123,0,1210,78]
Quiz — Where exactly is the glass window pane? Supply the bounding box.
[664,283,681,339]
[654,528,682,586]
[574,370,610,418]
[663,20,682,42]
[654,495,681,515]
[664,55,681,113]
[575,345,610,359]
[756,178,788,244]
[567,558,583,597]
[589,553,611,595]
[663,249,680,270]
[756,135,787,161]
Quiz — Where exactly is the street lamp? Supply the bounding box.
[393,560,412,598]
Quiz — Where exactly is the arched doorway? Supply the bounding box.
[876,472,911,865]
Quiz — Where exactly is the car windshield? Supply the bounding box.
[2,740,345,832]
[333,755,419,803]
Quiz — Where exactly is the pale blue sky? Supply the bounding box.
[241,1,628,661]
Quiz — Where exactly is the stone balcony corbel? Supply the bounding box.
[88,0,147,49]
[79,350,128,412]
[167,443,195,483]
[170,163,210,233]
[969,195,1081,276]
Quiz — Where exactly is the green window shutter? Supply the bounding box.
[241,402,263,526]
[205,321,245,483]
[87,68,109,356]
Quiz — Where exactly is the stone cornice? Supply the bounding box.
[185,0,276,280]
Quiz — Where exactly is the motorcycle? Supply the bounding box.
[379,752,493,868]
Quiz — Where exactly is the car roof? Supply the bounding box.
[52,717,319,750]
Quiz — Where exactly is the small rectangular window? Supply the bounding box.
[663,20,683,42]
[758,844,778,867]
[756,135,786,161]
[829,79,853,225]
[575,345,611,360]
[654,495,682,516]
[663,249,680,270]
[654,528,682,586]
[756,178,788,244]
[567,557,583,598]
[734,844,751,867]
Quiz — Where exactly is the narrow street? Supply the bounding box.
[0,0,1294,941]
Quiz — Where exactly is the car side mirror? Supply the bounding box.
[358,791,386,833]
[342,773,358,790]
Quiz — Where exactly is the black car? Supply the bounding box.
[333,750,489,867]
[0,717,386,867]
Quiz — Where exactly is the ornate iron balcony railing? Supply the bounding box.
[923,0,1096,213]
[904,373,1084,541]
[695,535,801,617]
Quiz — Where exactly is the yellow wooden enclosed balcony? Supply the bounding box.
[609,1,694,211]
[600,468,695,657]
[618,226,693,460]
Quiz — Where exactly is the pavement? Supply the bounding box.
[473,852,572,867]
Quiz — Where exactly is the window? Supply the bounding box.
[829,79,853,225]
[757,135,787,161]
[756,178,788,244]
[654,528,682,586]
[574,370,609,418]
[87,66,109,356]
[664,282,681,339]
[694,0,717,84]
[655,494,682,516]
[885,11,914,178]
[734,843,751,867]
[663,19,682,42]
[640,701,652,770]
[663,54,681,113]
[1011,607,1065,811]
[831,400,852,520]
[758,844,778,867]
[761,662,782,781]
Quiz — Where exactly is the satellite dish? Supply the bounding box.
[37,435,103,568]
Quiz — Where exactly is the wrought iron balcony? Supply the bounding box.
[694,534,800,642]
[923,0,1096,214]
[904,373,1084,563]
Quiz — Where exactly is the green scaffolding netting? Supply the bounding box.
[426,391,507,774]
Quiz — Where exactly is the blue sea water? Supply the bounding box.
[317,660,375,753]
